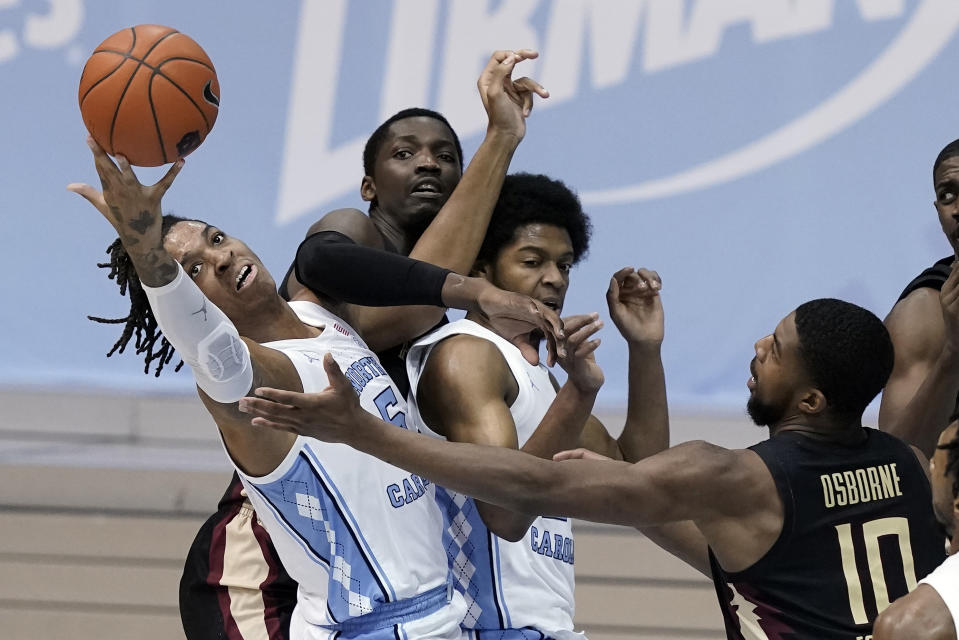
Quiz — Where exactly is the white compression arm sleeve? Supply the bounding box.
[142,264,254,403]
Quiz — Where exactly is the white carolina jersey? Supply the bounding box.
[406,319,579,638]
[231,302,465,640]
[920,552,959,636]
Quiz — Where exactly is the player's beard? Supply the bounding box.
[746,395,786,427]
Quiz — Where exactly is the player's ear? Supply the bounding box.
[470,260,490,280]
[797,388,827,416]
[360,176,376,203]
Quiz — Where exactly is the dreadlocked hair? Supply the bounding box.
[88,214,198,376]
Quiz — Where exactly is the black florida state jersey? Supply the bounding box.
[710,428,945,640]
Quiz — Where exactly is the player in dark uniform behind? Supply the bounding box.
[874,421,959,640]
[881,138,959,457]
[240,297,946,639]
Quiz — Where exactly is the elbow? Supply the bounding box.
[497,527,529,543]
[485,516,530,543]
[474,492,535,542]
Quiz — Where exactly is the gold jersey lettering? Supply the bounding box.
[821,464,904,509]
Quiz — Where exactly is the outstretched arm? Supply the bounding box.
[555,446,711,576]
[238,354,772,534]
[405,49,547,272]
[291,229,564,365]
[69,138,297,476]
[881,270,959,457]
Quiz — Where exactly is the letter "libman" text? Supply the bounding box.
[277,0,908,225]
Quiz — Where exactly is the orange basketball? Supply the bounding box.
[78,25,220,167]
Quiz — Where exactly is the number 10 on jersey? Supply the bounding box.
[835,516,917,625]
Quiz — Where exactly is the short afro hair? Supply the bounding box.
[477,173,592,267]
[793,298,894,418]
[362,108,463,177]
[934,138,959,179]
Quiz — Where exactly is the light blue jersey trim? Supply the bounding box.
[491,534,513,629]
[302,445,399,603]
[245,481,332,570]
[321,579,451,634]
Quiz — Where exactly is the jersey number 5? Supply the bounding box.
[835,517,918,624]
[374,387,408,429]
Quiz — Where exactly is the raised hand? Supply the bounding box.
[473,284,566,367]
[67,136,183,286]
[556,313,605,395]
[238,353,363,444]
[607,267,664,347]
[942,262,959,353]
[477,49,549,142]
[67,136,182,243]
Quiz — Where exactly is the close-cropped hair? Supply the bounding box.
[362,107,464,177]
[88,214,199,376]
[476,172,592,267]
[933,138,959,178]
[940,426,959,501]
[793,298,894,417]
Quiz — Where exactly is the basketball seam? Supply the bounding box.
[79,26,139,107]
[146,73,168,165]
[94,50,216,75]
[150,59,216,131]
[108,27,179,156]
[156,55,215,74]
[79,54,131,106]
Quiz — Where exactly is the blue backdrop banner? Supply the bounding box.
[2,0,957,411]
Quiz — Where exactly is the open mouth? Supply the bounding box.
[411,180,442,196]
[747,359,758,390]
[236,265,254,291]
[541,299,560,312]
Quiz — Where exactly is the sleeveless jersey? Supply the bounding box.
[709,428,945,640]
[897,255,953,301]
[230,302,466,639]
[919,552,959,636]
[406,319,579,639]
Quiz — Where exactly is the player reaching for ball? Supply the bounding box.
[240,299,946,638]
[68,136,563,639]
[174,50,549,640]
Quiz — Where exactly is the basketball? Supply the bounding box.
[78,25,220,167]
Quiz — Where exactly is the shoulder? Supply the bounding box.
[662,441,769,487]
[423,333,511,388]
[886,286,945,361]
[416,333,519,437]
[696,443,778,514]
[306,208,385,249]
[897,256,955,300]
